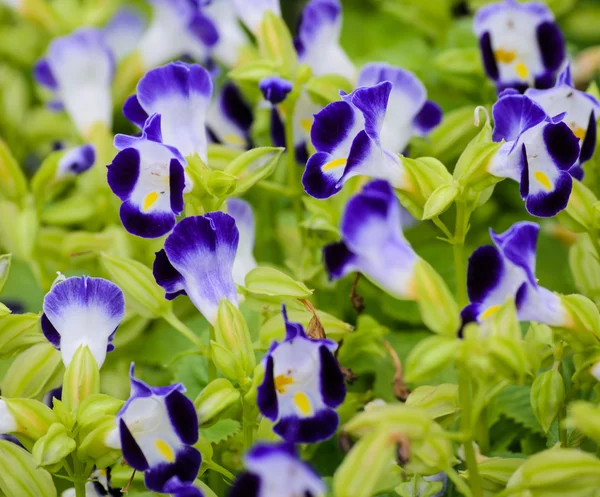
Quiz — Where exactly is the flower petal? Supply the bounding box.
[227,198,257,286]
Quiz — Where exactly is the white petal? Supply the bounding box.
[0,400,17,434]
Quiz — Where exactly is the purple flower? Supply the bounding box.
[153,212,239,324]
[259,77,293,105]
[106,364,201,494]
[56,144,95,178]
[229,443,325,497]
[41,276,125,367]
[206,82,253,149]
[462,221,570,327]
[473,0,565,92]
[227,198,257,286]
[324,180,419,299]
[102,8,146,61]
[257,306,345,444]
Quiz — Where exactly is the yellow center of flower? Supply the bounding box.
[322,157,347,171]
[494,49,516,64]
[143,191,160,211]
[300,118,313,134]
[274,374,294,394]
[155,440,175,462]
[224,134,247,147]
[515,63,529,79]
[573,127,586,140]
[293,392,313,416]
[534,171,552,191]
[480,305,501,319]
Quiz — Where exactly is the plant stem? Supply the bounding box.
[432,216,453,240]
[208,325,216,382]
[453,200,469,308]
[283,98,304,225]
[241,396,255,451]
[256,180,294,197]
[459,369,484,497]
[74,480,86,497]
[446,467,473,497]
[163,311,204,350]
[204,461,235,481]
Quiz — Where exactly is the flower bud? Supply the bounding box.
[405,336,458,383]
[257,11,297,78]
[100,252,170,318]
[0,197,38,261]
[556,294,600,349]
[206,170,237,198]
[506,448,600,494]
[77,394,123,429]
[0,139,27,203]
[0,313,44,359]
[485,299,520,340]
[531,370,565,433]
[0,439,56,497]
[406,384,459,424]
[343,404,435,440]
[568,401,600,445]
[487,336,529,383]
[305,74,353,106]
[413,259,459,336]
[0,253,12,293]
[32,422,76,468]
[333,428,397,497]
[557,179,598,233]
[0,398,57,447]
[225,147,284,195]
[461,457,524,493]
[194,379,241,426]
[210,341,245,381]
[62,346,100,412]
[229,60,279,85]
[2,342,62,398]
[214,300,255,377]
[78,416,121,468]
[243,266,313,298]
[569,235,600,301]
[422,183,459,221]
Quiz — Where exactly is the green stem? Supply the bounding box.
[432,216,453,240]
[204,461,235,481]
[163,311,205,350]
[208,325,216,382]
[475,407,490,455]
[256,180,294,197]
[283,98,303,224]
[453,200,469,308]
[241,396,255,451]
[446,467,473,497]
[74,480,86,497]
[459,369,484,497]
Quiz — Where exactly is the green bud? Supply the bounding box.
[214,300,255,377]
[225,147,283,195]
[568,401,600,445]
[210,341,245,380]
[257,11,297,78]
[78,416,121,468]
[0,302,10,317]
[333,428,396,497]
[32,422,76,468]
[62,346,100,412]
[405,384,459,423]
[206,170,237,198]
[413,259,459,336]
[77,394,123,429]
[557,179,598,233]
[30,151,61,205]
[422,183,459,220]
[305,74,353,106]
[0,440,57,497]
[194,379,241,425]
[228,60,279,85]
[397,156,453,220]
[569,234,600,301]
[0,139,27,203]
[405,335,458,383]
[100,252,170,318]
[2,342,62,398]
[506,448,600,494]
[244,266,313,298]
[0,312,43,359]
[556,294,600,349]
[485,298,521,340]
[396,475,444,497]
[51,399,73,430]
[477,457,525,487]
[487,335,529,383]
[343,404,436,439]
[531,370,565,433]
[0,253,12,293]
[0,398,58,447]
[61,230,115,260]
[0,197,38,261]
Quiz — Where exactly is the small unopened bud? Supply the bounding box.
[194,379,240,426]
[62,346,100,412]
[214,300,255,377]
[32,422,76,467]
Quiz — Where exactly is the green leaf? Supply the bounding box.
[489,385,544,435]
[200,419,241,444]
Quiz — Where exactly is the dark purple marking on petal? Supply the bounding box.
[525,171,572,217]
[349,82,392,143]
[537,21,565,72]
[579,111,597,164]
[41,314,61,349]
[173,485,203,497]
[119,418,149,471]
[274,409,339,444]
[220,83,253,133]
[520,144,529,199]
[479,32,499,81]
[246,442,297,461]
[270,108,286,148]
[343,129,378,179]
[119,201,176,239]
[107,148,141,201]
[153,249,187,299]
[259,77,293,104]
[492,95,547,143]
[490,221,539,287]
[67,144,96,174]
[169,159,185,215]
[319,345,346,408]
[543,121,580,170]
[466,245,504,304]
[295,143,309,166]
[123,95,149,129]
[229,472,261,497]
[282,304,306,340]
[569,164,584,181]
[302,152,343,199]
[33,59,58,90]
[534,72,555,90]
[459,303,481,336]
[515,282,528,309]
[257,355,278,421]
[165,390,199,445]
[311,100,357,154]
[323,241,357,281]
[413,100,443,134]
[188,12,219,47]
[144,445,202,493]
[142,113,163,143]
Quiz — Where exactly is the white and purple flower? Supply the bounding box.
[108,118,188,239]
[122,62,213,161]
[41,276,125,367]
[203,0,249,67]
[229,443,325,497]
[206,83,253,150]
[302,63,441,199]
[294,0,355,81]
[324,180,419,299]
[257,306,345,444]
[34,29,115,138]
[106,365,201,494]
[489,91,580,217]
[153,212,239,324]
[56,144,96,178]
[462,221,570,327]
[525,65,600,179]
[227,198,257,286]
[473,0,565,92]
[137,0,218,70]
[102,8,146,62]
[232,0,281,34]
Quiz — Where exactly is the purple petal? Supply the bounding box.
[311,100,358,154]
[466,245,504,304]
[123,95,149,129]
[302,151,344,199]
[144,445,202,493]
[413,100,443,135]
[153,249,187,300]
[579,111,597,164]
[319,345,345,408]
[490,221,539,288]
[33,59,58,90]
[169,159,185,215]
[107,148,141,201]
[543,121,580,170]
[349,81,392,144]
[229,472,261,497]
[259,76,293,104]
[525,170,572,217]
[187,12,219,47]
[119,201,177,239]
[165,390,199,445]
[537,21,565,72]
[120,418,149,471]
[274,409,339,444]
[478,32,499,81]
[41,314,61,349]
[492,95,547,143]
[257,355,278,421]
[323,241,357,281]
